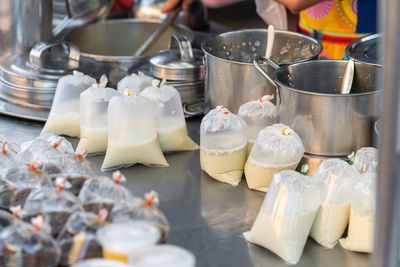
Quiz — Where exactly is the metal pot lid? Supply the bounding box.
[345,33,382,66]
[150,34,204,81]
[0,40,79,89]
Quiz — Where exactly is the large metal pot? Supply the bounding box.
[64,19,193,86]
[201,29,322,113]
[254,58,382,156]
[344,33,382,67]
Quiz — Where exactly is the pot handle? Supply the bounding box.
[253,56,281,105]
[183,98,204,117]
[29,39,80,70]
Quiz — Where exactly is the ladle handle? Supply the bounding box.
[253,56,281,105]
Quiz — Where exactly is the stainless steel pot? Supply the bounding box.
[254,58,382,156]
[201,29,322,113]
[345,33,382,67]
[64,19,193,86]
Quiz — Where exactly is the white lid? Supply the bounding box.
[72,259,129,267]
[96,222,161,253]
[129,245,196,267]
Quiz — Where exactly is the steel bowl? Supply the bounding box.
[64,19,193,86]
[201,29,322,113]
[255,58,382,156]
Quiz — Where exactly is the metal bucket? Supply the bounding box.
[254,58,382,156]
[201,29,322,113]
[64,19,193,86]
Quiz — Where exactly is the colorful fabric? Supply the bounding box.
[111,0,134,12]
[298,0,376,59]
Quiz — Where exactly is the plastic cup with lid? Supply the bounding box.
[96,221,161,263]
[129,244,196,267]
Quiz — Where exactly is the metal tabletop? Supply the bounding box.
[0,114,370,267]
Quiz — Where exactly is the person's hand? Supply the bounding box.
[161,0,195,13]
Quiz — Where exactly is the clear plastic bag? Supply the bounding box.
[78,172,134,214]
[0,166,44,209]
[47,152,97,196]
[244,123,304,192]
[255,0,287,30]
[0,209,12,232]
[339,172,376,253]
[238,95,277,157]
[72,259,129,267]
[0,218,61,267]
[244,170,320,264]
[101,91,168,170]
[76,75,120,155]
[111,191,169,243]
[22,182,84,237]
[17,134,74,175]
[353,147,379,174]
[140,80,198,152]
[42,71,96,137]
[57,210,108,266]
[310,159,362,248]
[200,106,247,186]
[117,72,153,95]
[0,136,19,177]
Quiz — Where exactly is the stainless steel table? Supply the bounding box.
[0,114,370,267]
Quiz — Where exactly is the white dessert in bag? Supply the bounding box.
[140,80,198,152]
[101,90,168,170]
[244,123,304,192]
[244,170,320,264]
[310,158,362,248]
[76,75,119,154]
[238,95,277,157]
[353,147,379,174]
[42,71,96,137]
[339,172,376,253]
[200,106,247,186]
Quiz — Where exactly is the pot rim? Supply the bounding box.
[345,33,382,67]
[200,28,322,66]
[273,59,383,97]
[66,18,194,61]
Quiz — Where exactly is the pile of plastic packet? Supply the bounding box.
[0,134,175,267]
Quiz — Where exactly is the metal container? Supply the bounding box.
[201,29,322,113]
[64,19,193,86]
[0,0,53,56]
[345,33,382,66]
[254,58,382,156]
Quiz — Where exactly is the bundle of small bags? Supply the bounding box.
[0,134,173,266]
[41,72,199,171]
[245,147,378,264]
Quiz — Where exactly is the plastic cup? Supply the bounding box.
[129,245,196,267]
[72,258,129,267]
[96,222,161,263]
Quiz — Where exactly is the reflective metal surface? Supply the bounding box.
[0,0,53,56]
[65,19,193,86]
[201,29,322,113]
[256,59,382,157]
[345,33,382,67]
[0,115,370,266]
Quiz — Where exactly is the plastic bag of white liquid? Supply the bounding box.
[42,71,96,137]
[200,106,247,186]
[238,95,277,157]
[244,170,320,264]
[140,80,198,152]
[76,75,120,155]
[255,0,287,30]
[117,72,153,95]
[339,172,376,253]
[101,90,168,170]
[353,147,379,174]
[244,123,304,192]
[310,159,362,248]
